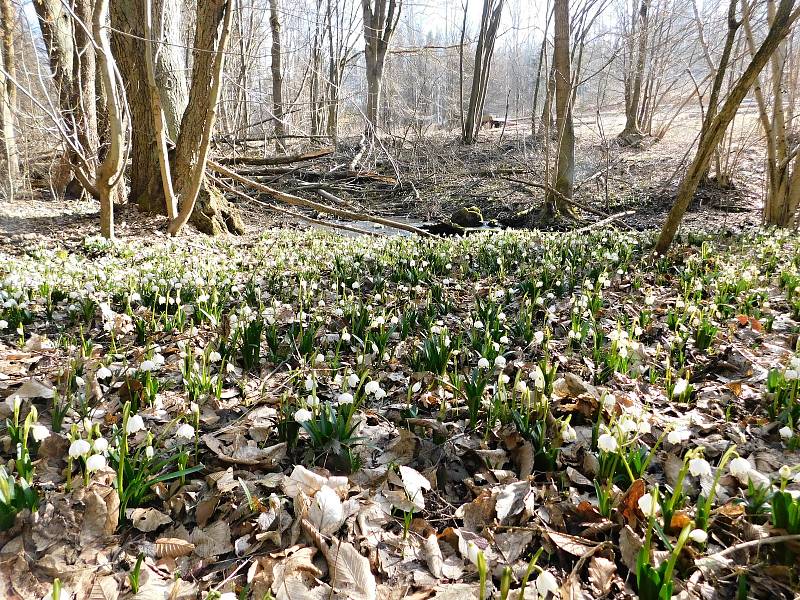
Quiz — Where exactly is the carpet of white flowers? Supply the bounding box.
[0,227,799,599]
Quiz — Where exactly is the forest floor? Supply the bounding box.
[1,112,800,600]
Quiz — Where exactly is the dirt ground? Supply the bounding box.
[0,108,767,250]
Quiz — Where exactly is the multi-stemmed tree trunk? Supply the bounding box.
[269,0,286,153]
[462,0,504,144]
[744,0,800,226]
[545,0,575,217]
[656,0,800,253]
[0,0,19,194]
[111,0,243,235]
[33,0,99,197]
[619,0,650,141]
[361,0,400,135]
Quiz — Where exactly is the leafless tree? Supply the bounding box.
[656,0,800,253]
[362,0,401,134]
[462,0,504,144]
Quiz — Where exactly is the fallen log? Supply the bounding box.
[209,174,381,237]
[207,160,431,237]
[213,147,334,167]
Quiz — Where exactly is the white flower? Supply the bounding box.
[473,320,484,330]
[5,394,21,412]
[598,433,618,453]
[671,378,688,398]
[515,380,528,393]
[93,437,109,453]
[86,454,106,472]
[689,458,712,478]
[530,366,545,391]
[779,465,793,480]
[315,353,325,364]
[341,331,351,343]
[0,320,7,330]
[786,369,799,381]
[139,360,156,372]
[562,424,577,443]
[126,414,145,435]
[294,409,313,423]
[208,351,222,363]
[145,445,154,459]
[69,439,91,458]
[602,393,616,413]
[668,428,691,445]
[535,571,559,597]
[494,355,507,369]
[729,457,752,483]
[374,387,387,400]
[464,541,482,566]
[411,381,422,393]
[365,381,380,395]
[96,366,112,380]
[176,423,195,439]
[780,426,794,441]
[478,357,490,370]
[689,528,708,544]
[638,492,660,516]
[347,374,360,388]
[337,392,354,405]
[31,424,50,442]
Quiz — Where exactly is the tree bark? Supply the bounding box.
[462,0,504,144]
[546,0,574,216]
[33,0,99,196]
[655,0,800,253]
[0,0,19,190]
[269,0,286,153]
[111,0,243,235]
[361,0,400,135]
[168,0,237,235]
[620,0,650,139]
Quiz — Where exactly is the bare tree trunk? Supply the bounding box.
[462,0,504,144]
[33,0,99,196]
[168,0,234,235]
[620,0,650,139]
[656,0,800,253]
[269,0,286,153]
[111,0,242,235]
[362,0,400,135]
[744,0,800,226]
[546,0,574,216]
[0,0,19,191]
[697,0,741,181]
[92,0,125,239]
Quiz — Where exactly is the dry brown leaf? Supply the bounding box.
[127,507,172,532]
[423,532,444,578]
[619,479,645,523]
[495,480,533,522]
[588,556,616,597]
[619,525,642,573]
[154,537,195,558]
[546,531,595,556]
[15,378,54,399]
[326,538,377,600]
[670,511,692,531]
[81,486,119,543]
[191,521,233,558]
[203,434,286,466]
